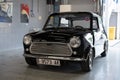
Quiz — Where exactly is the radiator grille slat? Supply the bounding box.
[30,42,72,56]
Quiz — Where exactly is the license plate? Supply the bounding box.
[37,59,60,66]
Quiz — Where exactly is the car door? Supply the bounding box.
[93,17,106,57]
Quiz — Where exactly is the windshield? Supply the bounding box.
[44,13,91,30]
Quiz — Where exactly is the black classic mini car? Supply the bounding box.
[23,12,108,72]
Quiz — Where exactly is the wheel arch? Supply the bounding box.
[83,45,95,59]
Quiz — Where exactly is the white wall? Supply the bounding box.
[0,0,49,51]
[69,0,95,12]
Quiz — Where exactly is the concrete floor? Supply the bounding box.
[0,41,120,80]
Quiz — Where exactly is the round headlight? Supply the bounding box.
[70,36,81,48]
[23,35,32,45]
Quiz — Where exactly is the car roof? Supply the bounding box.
[50,12,100,18]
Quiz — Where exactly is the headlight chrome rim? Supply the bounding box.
[70,36,81,48]
[23,35,32,45]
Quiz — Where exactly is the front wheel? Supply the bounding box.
[81,48,94,72]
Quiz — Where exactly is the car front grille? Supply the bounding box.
[30,42,73,56]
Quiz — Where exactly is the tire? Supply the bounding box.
[101,41,108,57]
[81,48,94,72]
[25,57,37,66]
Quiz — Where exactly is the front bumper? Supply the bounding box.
[23,53,87,61]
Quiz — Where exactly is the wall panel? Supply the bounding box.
[0,0,48,51]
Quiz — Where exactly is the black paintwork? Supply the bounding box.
[24,28,92,55]
[30,28,91,42]
[23,12,107,60]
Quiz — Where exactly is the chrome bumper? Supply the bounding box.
[23,53,86,61]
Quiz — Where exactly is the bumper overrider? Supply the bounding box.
[23,53,87,61]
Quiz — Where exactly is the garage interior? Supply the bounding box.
[0,0,120,80]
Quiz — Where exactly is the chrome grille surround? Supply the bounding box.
[30,42,73,56]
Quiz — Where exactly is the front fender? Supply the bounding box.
[82,33,94,58]
[84,33,94,47]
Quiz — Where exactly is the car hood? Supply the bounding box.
[29,29,91,43]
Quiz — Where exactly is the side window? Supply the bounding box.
[98,17,107,36]
[93,17,99,30]
[98,17,104,31]
[93,20,97,29]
